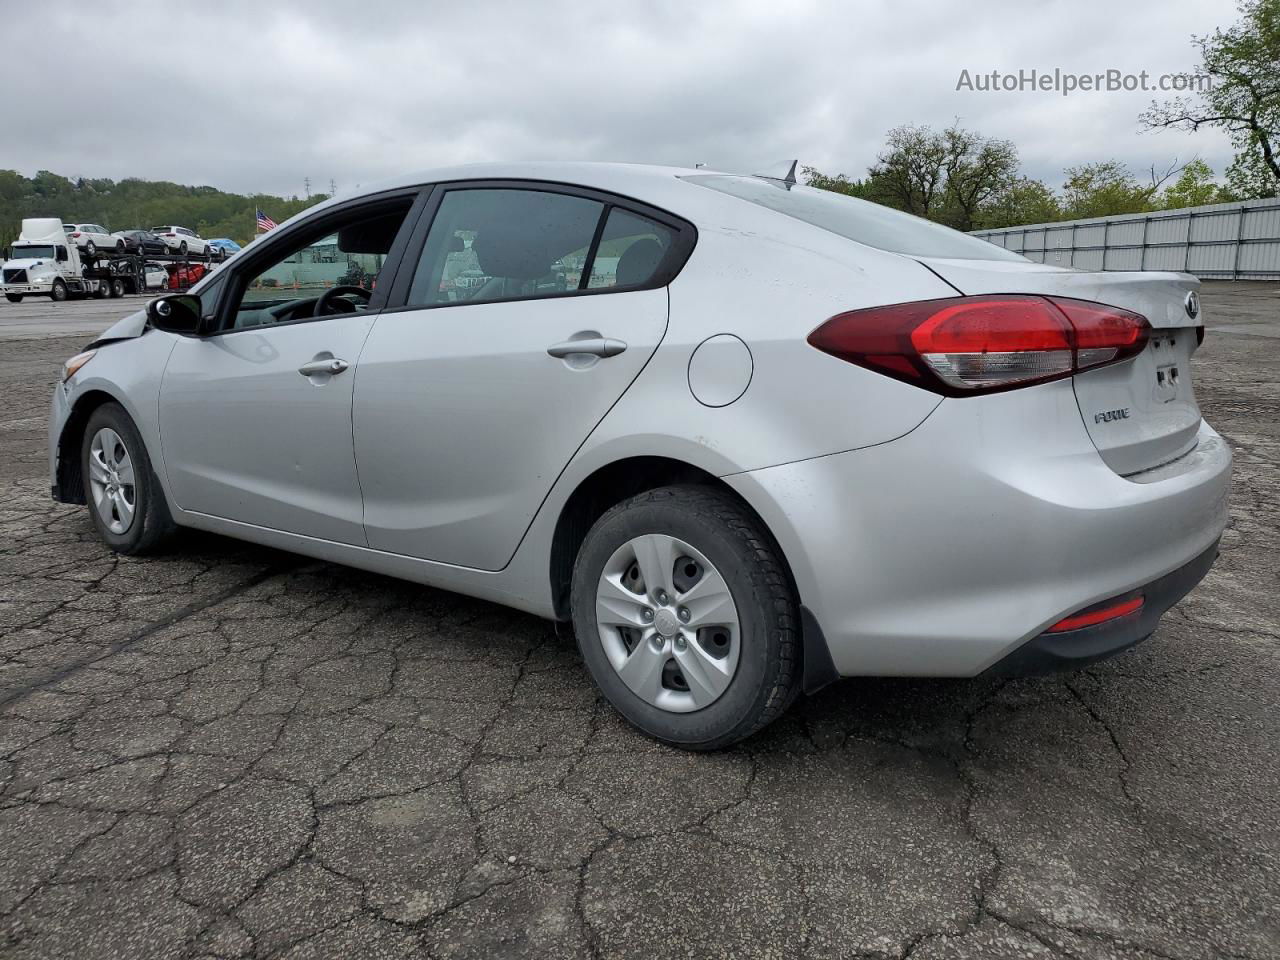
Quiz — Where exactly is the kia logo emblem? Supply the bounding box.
[1185,291,1200,320]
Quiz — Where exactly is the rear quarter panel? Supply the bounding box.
[581,188,959,473]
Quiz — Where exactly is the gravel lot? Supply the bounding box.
[1,284,1277,960]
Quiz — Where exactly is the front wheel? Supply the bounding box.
[570,485,801,750]
[81,403,177,554]
[51,280,67,302]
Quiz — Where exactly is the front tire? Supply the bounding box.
[81,403,177,555]
[570,485,801,750]
[51,280,67,302]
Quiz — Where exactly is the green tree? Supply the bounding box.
[0,169,326,249]
[801,166,868,197]
[868,123,949,217]
[979,177,1062,228]
[866,122,1019,229]
[936,125,1020,231]
[1160,159,1229,207]
[1142,0,1280,196]
[1061,160,1175,218]
[1226,146,1280,198]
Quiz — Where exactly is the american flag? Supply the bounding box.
[256,209,277,232]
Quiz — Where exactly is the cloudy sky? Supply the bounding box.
[11,0,1240,198]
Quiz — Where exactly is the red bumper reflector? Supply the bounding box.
[1046,595,1145,633]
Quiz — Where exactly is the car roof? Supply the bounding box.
[269,161,773,235]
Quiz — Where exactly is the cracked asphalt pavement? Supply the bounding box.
[1,283,1277,959]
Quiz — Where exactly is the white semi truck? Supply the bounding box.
[2,218,143,303]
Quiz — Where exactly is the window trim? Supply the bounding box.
[198,186,429,337]
[382,178,697,315]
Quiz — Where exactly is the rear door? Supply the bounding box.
[919,258,1203,475]
[353,184,692,570]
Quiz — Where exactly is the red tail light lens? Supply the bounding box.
[808,295,1149,396]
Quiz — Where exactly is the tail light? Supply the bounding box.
[807,295,1149,396]
[70,232,81,238]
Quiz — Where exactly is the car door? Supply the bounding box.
[353,184,692,571]
[158,192,421,544]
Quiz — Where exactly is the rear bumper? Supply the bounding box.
[725,380,1231,677]
[986,540,1219,676]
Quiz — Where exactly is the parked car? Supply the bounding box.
[163,261,208,289]
[113,230,168,256]
[63,223,121,256]
[143,262,168,290]
[150,226,208,256]
[50,162,1231,750]
[206,238,242,260]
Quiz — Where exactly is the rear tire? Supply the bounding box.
[85,240,97,257]
[178,241,188,256]
[109,278,125,298]
[80,403,178,555]
[570,485,801,750]
[4,294,21,303]
[51,280,67,302]
[115,239,125,253]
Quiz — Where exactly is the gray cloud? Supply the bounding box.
[8,0,1235,197]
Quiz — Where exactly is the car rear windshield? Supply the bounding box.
[682,174,1026,262]
[151,226,171,233]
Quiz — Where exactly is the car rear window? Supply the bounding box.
[681,174,1026,262]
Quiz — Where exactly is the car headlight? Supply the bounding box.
[62,350,96,381]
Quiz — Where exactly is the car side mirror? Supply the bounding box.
[147,294,204,335]
[56,246,68,262]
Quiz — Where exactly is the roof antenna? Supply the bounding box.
[783,159,798,189]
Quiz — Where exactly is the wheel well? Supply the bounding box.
[55,390,118,504]
[548,456,796,620]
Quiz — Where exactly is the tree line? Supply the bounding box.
[804,0,1279,229]
[0,169,324,253]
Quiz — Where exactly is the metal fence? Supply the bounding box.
[971,199,1280,280]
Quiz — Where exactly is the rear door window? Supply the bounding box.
[585,208,674,289]
[407,188,603,306]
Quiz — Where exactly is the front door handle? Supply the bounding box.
[546,337,627,359]
[298,357,349,377]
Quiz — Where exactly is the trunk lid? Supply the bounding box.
[918,258,1204,476]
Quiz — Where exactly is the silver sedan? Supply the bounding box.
[50,162,1231,748]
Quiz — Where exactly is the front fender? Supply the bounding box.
[51,332,178,504]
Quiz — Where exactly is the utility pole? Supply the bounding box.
[303,177,311,199]
[329,178,336,197]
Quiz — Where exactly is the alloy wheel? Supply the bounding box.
[88,427,136,534]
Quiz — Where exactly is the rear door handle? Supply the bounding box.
[298,358,349,376]
[546,337,627,359]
